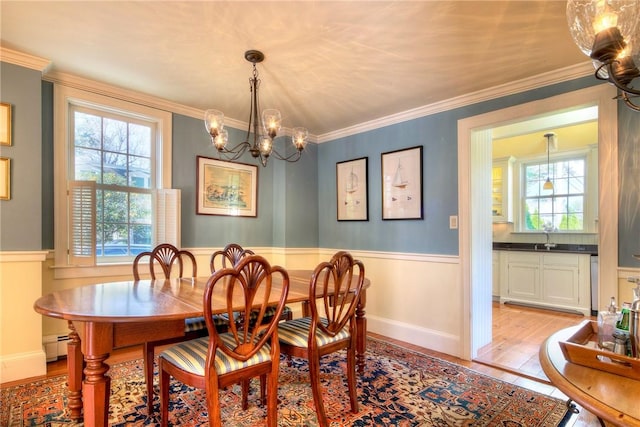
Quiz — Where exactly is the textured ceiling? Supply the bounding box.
[1,1,590,138]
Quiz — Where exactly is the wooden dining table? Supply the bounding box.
[33,269,370,427]
[539,323,640,426]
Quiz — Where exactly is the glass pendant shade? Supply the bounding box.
[543,178,554,191]
[259,135,273,156]
[292,127,309,151]
[213,128,228,150]
[262,109,282,139]
[204,109,225,137]
[566,0,640,60]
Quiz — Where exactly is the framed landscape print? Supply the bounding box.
[196,156,258,217]
[336,157,368,221]
[381,145,423,220]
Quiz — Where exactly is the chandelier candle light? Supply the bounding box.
[204,50,308,167]
[566,0,640,111]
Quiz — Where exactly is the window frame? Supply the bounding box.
[53,85,172,279]
[514,145,598,234]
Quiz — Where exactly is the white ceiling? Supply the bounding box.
[1,1,591,138]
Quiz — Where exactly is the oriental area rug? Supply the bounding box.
[1,338,570,426]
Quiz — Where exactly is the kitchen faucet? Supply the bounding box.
[544,231,557,250]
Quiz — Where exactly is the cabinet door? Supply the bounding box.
[542,254,580,306]
[507,262,540,300]
[542,266,579,305]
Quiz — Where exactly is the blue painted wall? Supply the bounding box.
[0,62,42,251]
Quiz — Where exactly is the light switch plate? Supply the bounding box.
[449,215,458,229]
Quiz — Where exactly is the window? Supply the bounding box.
[72,105,155,259]
[54,85,174,276]
[522,155,587,231]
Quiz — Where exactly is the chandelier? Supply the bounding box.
[204,50,308,167]
[566,0,640,111]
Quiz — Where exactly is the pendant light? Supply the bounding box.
[543,132,555,191]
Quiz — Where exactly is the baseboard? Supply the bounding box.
[367,314,461,359]
[0,350,47,384]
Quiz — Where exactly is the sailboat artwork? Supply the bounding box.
[391,159,412,201]
[382,146,423,220]
[393,159,408,189]
[337,157,368,221]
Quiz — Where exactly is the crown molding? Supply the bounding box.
[0,47,51,72]
[317,62,595,143]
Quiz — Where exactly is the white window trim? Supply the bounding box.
[513,145,598,234]
[53,85,173,279]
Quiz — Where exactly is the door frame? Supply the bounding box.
[458,84,618,359]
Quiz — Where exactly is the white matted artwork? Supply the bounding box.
[381,146,423,220]
[336,157,368,221]
[196,156,257,217]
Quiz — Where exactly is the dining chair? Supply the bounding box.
[158,254,290,427]
[210,242,293,408]
[133,243,228,413]
[277,251,365,427]
[210,243,293,327]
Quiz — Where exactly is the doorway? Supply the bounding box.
[458,84,619,361]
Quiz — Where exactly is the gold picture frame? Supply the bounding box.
[0,157,10,200]
[196,156,258,217]
[0,103,12,146]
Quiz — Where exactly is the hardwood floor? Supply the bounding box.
[12,302,604,426]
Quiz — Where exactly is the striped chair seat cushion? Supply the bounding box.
[278,317,350,348]
[183,315,229,333]
[159,333,272,376]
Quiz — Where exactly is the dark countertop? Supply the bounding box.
[493,242,598,255]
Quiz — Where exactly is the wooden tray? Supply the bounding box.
[559,320,640,380]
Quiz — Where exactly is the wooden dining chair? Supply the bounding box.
[133,243,228,413]
[277,251,365,427]
[158,254,290,427]
[210,243,293,327]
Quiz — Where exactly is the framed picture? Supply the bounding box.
[0,103,11,146]
[381,145,423,220]
[0,157,10,200]
[336,157,368,221]
[196,156,258,217]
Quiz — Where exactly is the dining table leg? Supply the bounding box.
[356,289,367,375]
[66,322,84,421]
[71,321,114,427]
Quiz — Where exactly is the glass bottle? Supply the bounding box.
[616,302,631,334]
[598,297,618,351]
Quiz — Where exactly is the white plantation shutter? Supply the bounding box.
[68,181,96,266]
[153,189,181,247]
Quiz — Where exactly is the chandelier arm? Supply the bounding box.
[622,92,640,112]
[269,147,303,162]
[219,141,251,156]
[605,62,640,96]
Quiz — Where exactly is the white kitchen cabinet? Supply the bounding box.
[497,251,591,316]
[492,156,514,223]
[492,251,500,297]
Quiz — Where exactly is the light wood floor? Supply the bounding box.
[11,302,603,426]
